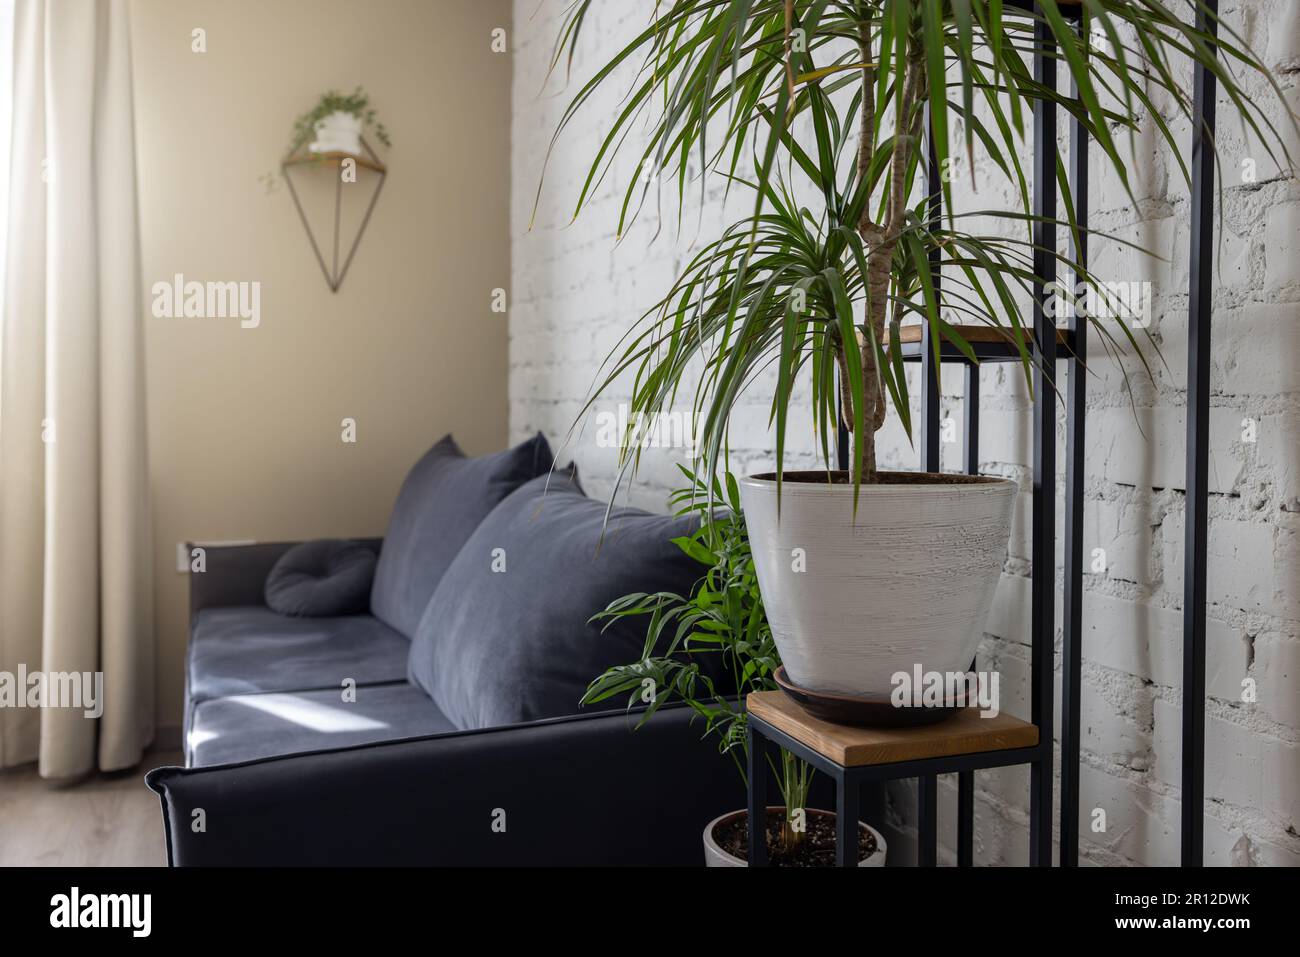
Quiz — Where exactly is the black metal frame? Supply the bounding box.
[799,0,1218,868]
[1059,11,1090,867]
[281,137,388,293]
[1181,0,1219,868]
[746,719,1042,867]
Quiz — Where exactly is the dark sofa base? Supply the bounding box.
[148,702,744,866]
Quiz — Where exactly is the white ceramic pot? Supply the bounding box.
[309,110,364,155]
[703,807,887,867]
[739,471,1017,698]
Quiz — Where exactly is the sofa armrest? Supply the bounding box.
[188,538,382,617]
[146,702,744,866]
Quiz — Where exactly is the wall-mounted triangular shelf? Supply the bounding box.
[281,136,387,292]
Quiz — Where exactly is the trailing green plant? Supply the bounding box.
[288,86,391,156]
[582,467,813,851]
[541,1,1295,494]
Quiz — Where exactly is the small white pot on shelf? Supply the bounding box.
[309,110,364,155]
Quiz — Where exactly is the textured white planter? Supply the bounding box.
[703,807,887,867]
[309,111,363,155]
[739,471,1017,698]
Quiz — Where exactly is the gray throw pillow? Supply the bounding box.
[265,539,378,617]
[369,433,554,638]
[407,471,730,730]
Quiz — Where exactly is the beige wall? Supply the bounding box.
[130,0,511,730]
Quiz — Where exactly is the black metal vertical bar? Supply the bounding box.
[746,725,768,866]
[837,775,860,867]
[957,772,974,866]
[1182,0,1218,869]
[917,105,944,867]
[920,103,944,476]
[926,102,943,300]
[1029,7,1058,868]
[958,363,980,866]
[963,364,980,474]
[1060,11,1090,869]
[837,389,851,471]
[920,329,942,472]
[918,775,938,866]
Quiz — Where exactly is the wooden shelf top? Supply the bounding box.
[747,691,1039,768]
[895,324,1071,346]
[282,150,386,174]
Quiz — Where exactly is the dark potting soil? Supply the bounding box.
[714,810,877,866]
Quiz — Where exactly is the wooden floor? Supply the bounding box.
[0,750,181,867]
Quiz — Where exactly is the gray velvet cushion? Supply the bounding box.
[407,472,727,730]
[264,539,377,617]
[187,607,411,705]
[187,683,456,767]
[369,433,554,639]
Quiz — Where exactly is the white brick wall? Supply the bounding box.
[510,0,1300,865]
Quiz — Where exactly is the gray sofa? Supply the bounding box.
[180,538,450,767]
[147,435,744,865]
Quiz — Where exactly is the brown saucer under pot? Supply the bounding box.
[773,666,964,728]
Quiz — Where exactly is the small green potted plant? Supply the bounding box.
[289,86,391,157]
[584,468,886,867]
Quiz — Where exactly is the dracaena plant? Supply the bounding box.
[539,0,1293,491]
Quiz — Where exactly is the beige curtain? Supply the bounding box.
[0,0,153,777]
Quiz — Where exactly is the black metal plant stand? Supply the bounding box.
[747,698,1039,867]
[763,0,1219,867]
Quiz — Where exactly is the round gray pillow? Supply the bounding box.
[265,539,378,617]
